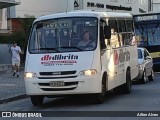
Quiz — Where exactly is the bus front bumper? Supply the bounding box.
[24,76,101,96]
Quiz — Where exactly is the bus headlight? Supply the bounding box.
[24,72,37,78]
[79,69,97,76]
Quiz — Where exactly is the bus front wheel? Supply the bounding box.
[94,75,107,104]
[30,96,44,106]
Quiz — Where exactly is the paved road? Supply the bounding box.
[0,44,11,64]
[0,73,160,119]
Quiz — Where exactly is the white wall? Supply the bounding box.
[9,0,150,18]
[82,0,135,12]
[0,9,7,30]
[153,4,160,11]
[10,0,74,18]
[81,0,149,14]
[153,0,160,12]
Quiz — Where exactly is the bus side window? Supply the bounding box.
[100,19,107,49]
[123,33,136,46]
[117,20,126,33]
[124,20,135,46]
[109,20,118,34]
[126,20,133,32]
[109,20,122,48]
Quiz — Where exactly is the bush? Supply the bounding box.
[0,32,27,50]
[0,32,28,64]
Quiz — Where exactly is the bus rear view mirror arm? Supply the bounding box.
[146,56,152,59]
[104,26,111,39]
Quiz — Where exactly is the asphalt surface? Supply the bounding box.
[0,44,11,64]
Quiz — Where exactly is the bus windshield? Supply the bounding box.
[29,17,98,53]
[135,22,160,46]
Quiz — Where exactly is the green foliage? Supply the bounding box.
[0,14,35,63]
[17,14,35,39]
[0,32,26,49]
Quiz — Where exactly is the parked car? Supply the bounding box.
[136,47,154,83]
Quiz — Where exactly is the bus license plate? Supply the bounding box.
[50,81,65,87]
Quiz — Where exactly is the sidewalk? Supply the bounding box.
[0,64,12,73]
[0,66,27,104]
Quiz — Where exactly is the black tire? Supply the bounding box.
[141,70,147,84]
[113,85,122,94]
[30,96,44,106]
[122,70,131,94]
[94,75,107,104]
[148,69,154,81]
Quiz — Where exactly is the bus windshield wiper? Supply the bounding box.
[32,48,60,52]
[58,46,83,51]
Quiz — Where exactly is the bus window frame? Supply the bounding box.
[108,18,135,48]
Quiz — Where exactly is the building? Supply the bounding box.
[0,0,153,64]
[0,0,20,33]
[6,0,153,33]
[9,0,152,19]
[152,0,160,11]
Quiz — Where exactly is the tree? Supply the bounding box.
[18,14,35,40]
[17,14,36,63]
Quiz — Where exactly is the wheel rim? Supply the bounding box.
[143,71,147,82]
[152,70,154,79]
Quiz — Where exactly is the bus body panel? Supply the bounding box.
[101,46,138,91]
[25,75,101,95]
[134,12,160,69]
[25,10,138,98]
[25,51,102,95]
[25,52,94,75]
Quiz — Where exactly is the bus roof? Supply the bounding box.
[35,10,132,22]
[133,11,160,17]
[133,12,160,22]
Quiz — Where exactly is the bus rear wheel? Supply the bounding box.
[122,70,131,94]
[30,96,44,106]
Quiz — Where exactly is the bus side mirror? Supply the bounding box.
[146,56,152,59]
[104,26,111,39]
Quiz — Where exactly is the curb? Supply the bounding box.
[0,94,28,104]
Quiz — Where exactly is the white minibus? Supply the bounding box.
[24,10,138,106]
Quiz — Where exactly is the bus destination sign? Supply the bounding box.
[137,15,158,21]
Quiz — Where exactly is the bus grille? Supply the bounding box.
[39,71,76,76]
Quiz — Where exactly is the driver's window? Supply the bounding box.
[100,19,107,49]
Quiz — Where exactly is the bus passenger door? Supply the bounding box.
[100,19,114,90]
[110,31,125,87]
